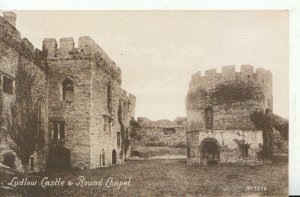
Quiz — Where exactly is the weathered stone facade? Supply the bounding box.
[0,12,136,171]
[0,12,49,172]
[130,117,186,158]
[186,65,273,165]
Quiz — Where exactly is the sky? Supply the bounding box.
[9,11,288,120]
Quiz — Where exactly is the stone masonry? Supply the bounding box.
[186,65,273,165]
[130,117,187,158]
[0,12,136,171]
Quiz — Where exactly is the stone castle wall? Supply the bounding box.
[186,65,272,164]
[44,36,136,169]
[0,12,136,171]
[131,118,187,158]
[47,54,93,168]
[119,90,136,158]
[186,65,273,132]
[0,13,48,172]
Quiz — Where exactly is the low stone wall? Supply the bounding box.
[130,118,187,158]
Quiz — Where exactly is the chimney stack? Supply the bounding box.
[3,12,16,27]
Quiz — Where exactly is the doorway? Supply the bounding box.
[46,146,71,171]
[200,138,220,165]
[112,149,117,165]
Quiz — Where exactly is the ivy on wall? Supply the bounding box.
[187,81,265,110]
[8,55,41,175]
[0,88,5,140]
[250,110,273,159]
[212,82,265,104]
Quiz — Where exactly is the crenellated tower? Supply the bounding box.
[186,65,273,165]
[44,36,135,169]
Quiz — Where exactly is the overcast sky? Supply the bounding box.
[10,11,288,120]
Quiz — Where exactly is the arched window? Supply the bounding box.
[62,78,74,103]
[107,81,112,112]
[205,107,213,129]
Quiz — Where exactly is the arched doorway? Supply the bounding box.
[112,149,117,165]
[46,146,71,171]
[200,138,220,165]
[3,152,15,169]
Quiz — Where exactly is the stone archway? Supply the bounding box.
[200,138,220,165]
[112,149,117,165]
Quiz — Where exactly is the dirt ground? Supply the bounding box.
[2,154,288,197]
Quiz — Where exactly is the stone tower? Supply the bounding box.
[185,65,273,164]
[44,36,136,169]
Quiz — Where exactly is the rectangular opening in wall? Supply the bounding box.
[52,121,65,139]
[30,157,34,171]
[59,121,65,139]
[2,75,13,94]
[103,116,108,132]
[103,115,112,134]
[239,144,250,157]
[53,122,58,139]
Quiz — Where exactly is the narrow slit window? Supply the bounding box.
[117,132,121,148]
[36,99,45,140]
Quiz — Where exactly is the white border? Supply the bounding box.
[0,0,299,195]
[0,0,292,10]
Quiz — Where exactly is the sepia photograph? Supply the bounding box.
[0,10,289,196]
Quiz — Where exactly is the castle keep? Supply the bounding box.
[0,12,136,171]
[186,65,273,164]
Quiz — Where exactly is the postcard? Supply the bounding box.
[0,10,290,196]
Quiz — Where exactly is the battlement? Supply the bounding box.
[192,65,271,82]
[60,37,74,51]
[42,36,122,81]
[120,89,136,105]
[43,38,57,52]
[189,64,273,93]
[129,94,136,105]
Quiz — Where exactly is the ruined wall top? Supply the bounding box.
[42,36,122,81]
[120,89,136,105]
[0,12,47,71]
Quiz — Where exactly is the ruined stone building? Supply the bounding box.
[130,117,187,158]
[0,12,136,171]
[186,65,273,165]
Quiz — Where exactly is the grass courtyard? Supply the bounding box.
[4,154,288,197]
